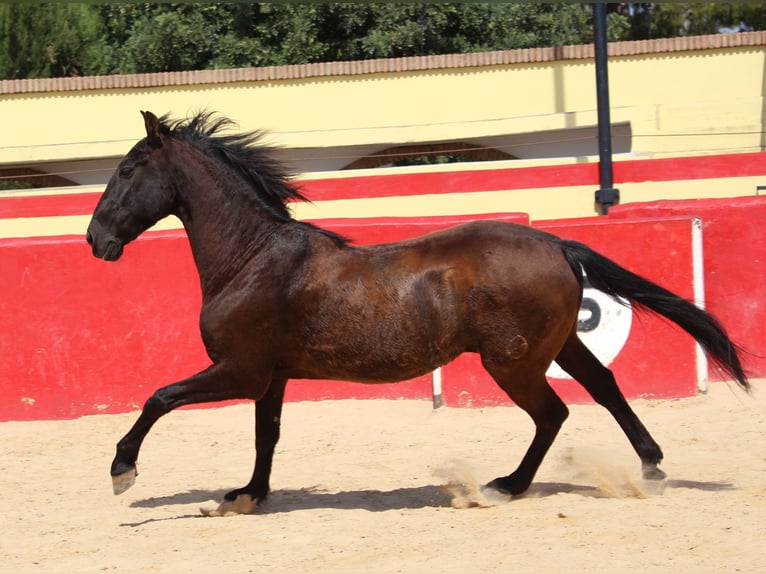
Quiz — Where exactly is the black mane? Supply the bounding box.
[159,111,349,246]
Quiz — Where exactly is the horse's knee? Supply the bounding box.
[534,399,569,435]
[527,383,570,428]
[143,392,172,416]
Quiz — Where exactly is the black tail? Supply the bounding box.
[559,239,749,391]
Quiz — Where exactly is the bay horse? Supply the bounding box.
[86,111,749,516]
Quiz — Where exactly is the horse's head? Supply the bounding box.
[86,111,177,261]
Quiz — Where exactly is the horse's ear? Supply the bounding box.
[141,110,163,148]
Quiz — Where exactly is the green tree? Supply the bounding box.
[3,3,766,80]
[94,3,612,72]
[620,3,766,39]
[0,3,104,79]
[97,3,223,73]
[212,3,615,65]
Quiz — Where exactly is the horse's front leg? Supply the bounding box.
[111,363,260,495]
[202,378,287,517]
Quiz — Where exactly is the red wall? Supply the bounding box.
[0,212,704,420]
[609,196,766,379]
[2,153,764,421]
[3,214,536,421]
[2,152,763,221]
[299,152,766,202]
[1,232,207,421]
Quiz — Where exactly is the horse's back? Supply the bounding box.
[389,219,554,249]
[367,219,569,281]
[331,219,578,311]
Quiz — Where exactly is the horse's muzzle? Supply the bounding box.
[86,223,124,261]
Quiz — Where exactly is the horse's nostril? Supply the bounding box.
[86,230,93,245]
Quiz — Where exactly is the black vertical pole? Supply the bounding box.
[592,3,619,214]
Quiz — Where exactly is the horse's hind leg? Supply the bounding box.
[484,364,570,496]
[554,333,666,480]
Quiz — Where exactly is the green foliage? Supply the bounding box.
[0,3,104,78]
[0,179,36,191]
[619,3,766,39]
[1,3,765,80]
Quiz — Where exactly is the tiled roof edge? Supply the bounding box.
[2,31,764,95]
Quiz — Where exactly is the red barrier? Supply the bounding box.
[4,189,760,419]
[0,231,207,421]
[438,216,700,406]
[298,152,766,202]
[0,192,101,219]
[609,196,766,378]
[0,229,317,421]
[2,152,764,218]
[2,156,763,421]
[1,213,529,421]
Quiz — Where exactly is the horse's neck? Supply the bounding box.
[172,152,283,296]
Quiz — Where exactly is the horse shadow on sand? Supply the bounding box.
[121,477,736,526]
[126,484,452,519]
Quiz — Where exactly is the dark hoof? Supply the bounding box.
[485,475,529,497]
[224,486,268,502]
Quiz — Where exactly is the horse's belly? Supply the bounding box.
[280,330,461,384]
[280,360,441,384]
[283,270,466,382]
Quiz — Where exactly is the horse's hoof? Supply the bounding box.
[479,485,512,504]
[200,494,259,517]
[641,462,667,481]
[484,478,512,496]
[112,466,137,495]
[484,475,528,497]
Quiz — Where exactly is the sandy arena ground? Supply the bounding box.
[0,380,763,573]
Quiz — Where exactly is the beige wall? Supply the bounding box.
[1,34,765,238]
[1,39,764,167]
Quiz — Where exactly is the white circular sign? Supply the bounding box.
[546,286,633,380]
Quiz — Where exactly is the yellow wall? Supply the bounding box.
[1,41,764,165]
[1,35,765,238]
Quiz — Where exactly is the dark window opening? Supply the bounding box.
[343,142,516,170]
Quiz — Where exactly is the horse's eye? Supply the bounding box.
[119,166,134,178]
